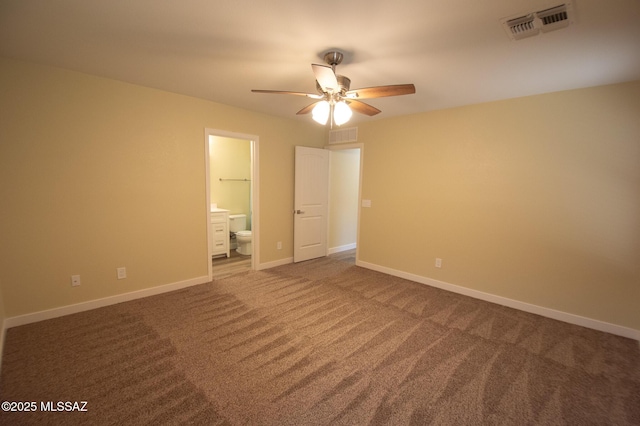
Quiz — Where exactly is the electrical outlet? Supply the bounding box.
[435,258,442,268]
[277,241,282,250]
[71,275,81,287]
[117,267,127,279]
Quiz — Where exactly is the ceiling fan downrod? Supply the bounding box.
[323,51,344,71]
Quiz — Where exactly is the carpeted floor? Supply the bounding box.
[1,256,639,425]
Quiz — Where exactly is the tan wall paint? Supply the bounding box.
[0,58,324,317]
[357,81,640,331]
[328,148,360,250]
[1,57,637,333]
[209,136,252,227]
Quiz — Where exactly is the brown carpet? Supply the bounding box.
[1,257,639,425]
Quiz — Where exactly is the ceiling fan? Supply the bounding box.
[252,51,416,127]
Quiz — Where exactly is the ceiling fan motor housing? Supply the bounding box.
[323,51,344,67]
[316,75,350,97]
[337,75,351,93]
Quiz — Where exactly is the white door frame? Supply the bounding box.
[326,142,364,263]
[204,128,260,281]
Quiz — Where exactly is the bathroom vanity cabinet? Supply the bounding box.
[210,209,230,258]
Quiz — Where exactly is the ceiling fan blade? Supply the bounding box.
[251,89,322,99]
[311,64,339,93]
[347,100,381,116]
[296,102,319,115]
[345,84,416,99]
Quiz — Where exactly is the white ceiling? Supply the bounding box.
[2,0,640,124]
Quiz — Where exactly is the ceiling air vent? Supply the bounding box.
[329,127,358,144]
[504,14,539,40]
[501,2,573,41]
[538,4,571,33]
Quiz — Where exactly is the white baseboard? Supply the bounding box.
[4,275,210,329]
[3,254,303,331]
[4,260,637,352]
[328,243,356,255]
[257,257,293,270]
[356,260,640,341]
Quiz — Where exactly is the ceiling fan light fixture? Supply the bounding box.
[252,50,416,125]
[333,101,352,126]
[312,101,330,125]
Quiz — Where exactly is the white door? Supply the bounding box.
[294,146,329,262]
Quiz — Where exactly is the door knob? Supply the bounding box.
[295,209,305,214]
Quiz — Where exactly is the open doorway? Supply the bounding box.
[205,129,259,281]
[328,144,363,262]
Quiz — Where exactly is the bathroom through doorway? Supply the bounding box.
[205,129,259,281]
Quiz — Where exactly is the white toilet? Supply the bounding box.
[229,214,252,255]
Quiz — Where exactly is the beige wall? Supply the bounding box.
[357,81,640,331]
[0,57,324,318]
[1,56,638,335]
[328,148,360,250]
[209,136,252,227]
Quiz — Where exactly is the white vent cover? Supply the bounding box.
[501,2,573,40]
[329,126,358,144]
[505,14,539,40]
[538,4,572,33]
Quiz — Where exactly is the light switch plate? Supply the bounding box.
[117,267,127,279]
